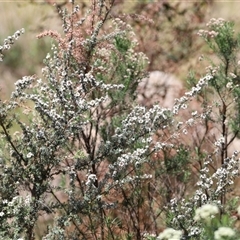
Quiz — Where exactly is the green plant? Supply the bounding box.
[1,1,240,240]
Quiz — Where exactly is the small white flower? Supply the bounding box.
[86,174,97,186]
[226,82,233,89]
[46,53,51,59]
[183,129,188,135]
[191,111,198,116]
[0,212,4,217]
[181,104,187,110]
[26,152,34,158]
[198,55,204,61]
[186,118,194,126]
[157,228,182,240]
[214,227,235,240]
[229,72,237,79]
[24,195,31,205]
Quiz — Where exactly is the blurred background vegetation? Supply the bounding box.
[0,0,239,99]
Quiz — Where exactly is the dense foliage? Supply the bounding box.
[0,1,240,240]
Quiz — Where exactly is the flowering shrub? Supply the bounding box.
[162,18,240,240]
[0,1,240,240]
[40,0,213,73]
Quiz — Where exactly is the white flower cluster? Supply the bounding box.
[168,198,194,230]
[205,65,220,76]
[197,29,218,38]
[187,74,213,96]
[226,72,237,89]
[0,195,32,219]
[11,76,35,99]
[214,227,235,240]
[108,147,150,185]
[197,170,213,190]
[214,136,225,147]
[172,74,212,115]
[112,17,139,47]
[115,148,147,169]
[197,18,226,39]
[86,173,97,186]
[226,81,233,89]
[206,18,225,28]
[114,174,152,187]
[194,203,219,222]
[229,72,237,79]
[120,105,170,138]
[0,28,25,61]
[213,152,239,194]
[157,228,182,240]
